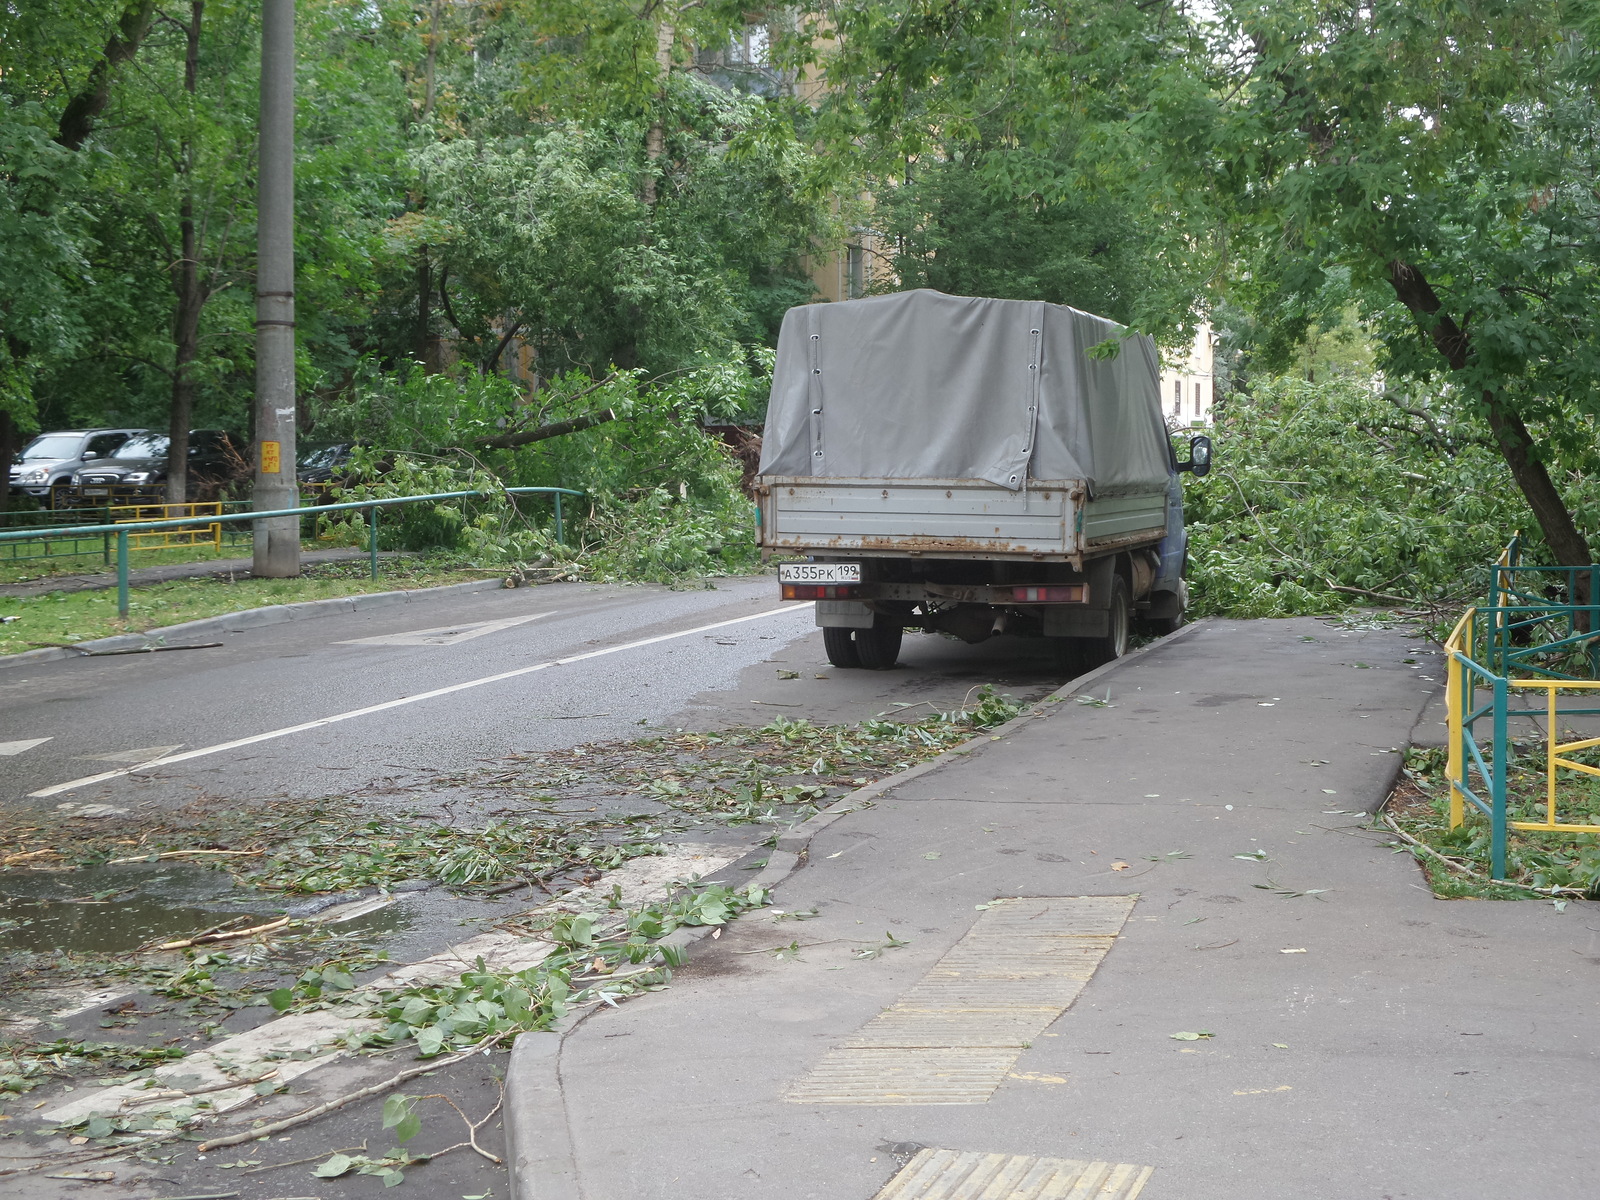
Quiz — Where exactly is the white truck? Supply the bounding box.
[754,290,1211,670]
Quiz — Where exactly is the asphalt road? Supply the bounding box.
[0,576,1072,813]
[3,575,1080,1200]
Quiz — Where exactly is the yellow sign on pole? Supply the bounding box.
[261,440,282,474]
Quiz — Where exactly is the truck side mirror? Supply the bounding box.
[1179,434,1212,477]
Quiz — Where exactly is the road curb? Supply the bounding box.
[502,619,1213,1200]
[0,577,511,671]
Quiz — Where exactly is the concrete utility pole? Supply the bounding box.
[252,0,299,576]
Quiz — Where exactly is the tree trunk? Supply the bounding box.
[56,0,158,151]
[1387,259,1591,567]
[641,20,674,206]
[167,191,202,503]
[165,2,205,504]
[483,320,523,376]
[416,247,443,373]
[421,0,442,122]
[0,407,20,514]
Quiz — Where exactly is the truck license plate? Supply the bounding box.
[779,562,861,584]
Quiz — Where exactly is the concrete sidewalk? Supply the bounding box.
[539,617,1600,1199]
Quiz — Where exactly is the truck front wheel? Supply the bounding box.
[823,626,862,669]
[854,620,903,670]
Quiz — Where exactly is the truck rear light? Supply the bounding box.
[1006,585,1085,603]
[782,583,861,600]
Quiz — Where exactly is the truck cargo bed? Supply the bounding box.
[758,476,1165,561]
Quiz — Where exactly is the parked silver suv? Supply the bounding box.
[9,429,147,505]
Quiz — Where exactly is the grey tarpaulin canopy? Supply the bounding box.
[757,289,1172,496]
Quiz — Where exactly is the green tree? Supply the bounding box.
[1183,0,1600,566]
[794,0,1213,341]
[0,1,160,506]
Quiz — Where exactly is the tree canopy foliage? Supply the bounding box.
[784,0,1600,576]
[6,0,1600,595]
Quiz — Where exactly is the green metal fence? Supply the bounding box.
[1446,539,1600,879]
[0,508,116,566]
[0,487,583,617]
[1,502,257,565]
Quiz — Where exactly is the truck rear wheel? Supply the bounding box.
[1080,575,1131,669]
[823,626,862,669]
[854,621,902,670]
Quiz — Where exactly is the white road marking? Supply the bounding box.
[84,744,184,764]
[0,737,51,756]
[334,611,553,647]
[29,603,811,798]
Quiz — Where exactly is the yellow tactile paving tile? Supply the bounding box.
[786,895,1135,1105]
[784,1047,1023,1105]
[874,1148,1154,1200]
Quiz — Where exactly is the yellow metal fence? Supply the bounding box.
[109,502,222,553]
[1446,582,1600,878]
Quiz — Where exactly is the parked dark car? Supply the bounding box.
[73,430,246,500]
[296,442,358,486]
[9,429,146,504]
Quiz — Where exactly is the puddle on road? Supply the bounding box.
[0,861,289,955]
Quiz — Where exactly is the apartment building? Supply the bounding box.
[1160,323,1216,428]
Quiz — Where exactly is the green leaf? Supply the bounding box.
[267,988,294,1012]
[382,1093,421,1143]
[313,1153,355,1178]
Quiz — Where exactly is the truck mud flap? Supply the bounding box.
[816,599,875,629]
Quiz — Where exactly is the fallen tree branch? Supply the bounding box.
[1326,583,1418,606]
[108,849,263,865]
[240,1142,366,1174]
[195,1036,508,1152]
[1378,811,1587,898]
[1,849,60,866]
[473,408,616,450]
[122,1070,278,1109]
[417,1090,504,1165]
[80,642,224,657]
[157,916,289,951]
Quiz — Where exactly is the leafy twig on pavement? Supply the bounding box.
[195,1036,508,1153]
[1379,811,1586,899]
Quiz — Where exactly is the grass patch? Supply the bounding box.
[0,556,490,656]
[0,538,260,587]
[1384,745,1600,898]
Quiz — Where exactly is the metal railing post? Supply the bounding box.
[1491,673,1509,880]
[1447,616,1466,830]
[1545,684,1558,828]
[1591,565,1599,677]
[369,505,379,581]
[116,530,130,618]
[554,492,564,544]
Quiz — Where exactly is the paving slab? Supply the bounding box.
[548,618,1600,1200]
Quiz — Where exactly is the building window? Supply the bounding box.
[728,24,770,66]
[847,245,865,299]
[1194,382,1202,414]
[1172,379,1181,417]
